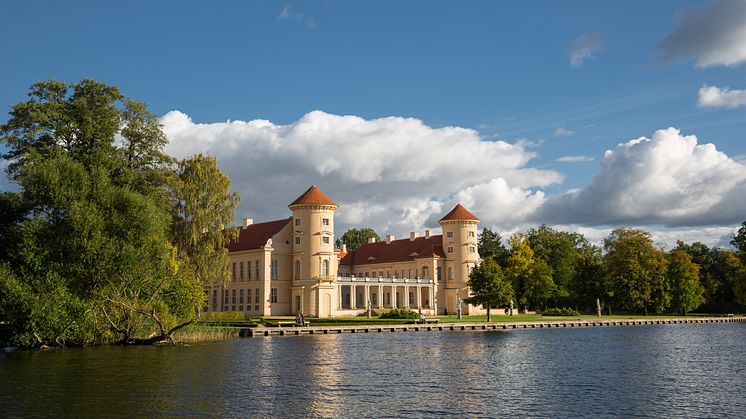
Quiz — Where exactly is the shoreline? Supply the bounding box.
[242,316,745,338]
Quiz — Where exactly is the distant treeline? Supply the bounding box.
[477,225,746,315]
[0,80,239,347]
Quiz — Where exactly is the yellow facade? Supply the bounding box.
[205,186,483,317]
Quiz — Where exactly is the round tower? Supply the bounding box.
[438,203,480,314]
[288,185,338,316]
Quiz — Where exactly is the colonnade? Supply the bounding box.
[338,284,435,310]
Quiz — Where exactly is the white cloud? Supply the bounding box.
[556,155,594,163]
[567,33,605,68]
[276,4,317,28]
[697,85,746,108]
[536,127,746,226]
[656,1,746,68]
[554,127,574,137]
[161,110,562,237]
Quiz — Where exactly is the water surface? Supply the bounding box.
[2,323,745,417]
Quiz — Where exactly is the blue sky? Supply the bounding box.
[2,1,746,246]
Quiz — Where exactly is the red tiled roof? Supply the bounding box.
[439,203,479,222]
[340,235,445,266]
[226,218,291,252]
[288,185,338,207]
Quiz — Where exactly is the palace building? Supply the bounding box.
[205,185,485,317]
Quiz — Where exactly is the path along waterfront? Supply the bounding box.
[243,316,745,337]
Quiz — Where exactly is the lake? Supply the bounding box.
[2,323,745,417]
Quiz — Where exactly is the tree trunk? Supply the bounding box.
[486,304,491,322]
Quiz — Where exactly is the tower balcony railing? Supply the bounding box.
[336,274,433,285]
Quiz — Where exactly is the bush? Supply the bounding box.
[200,311,247,322]
[379,308,418,319]
[542,307,581,316]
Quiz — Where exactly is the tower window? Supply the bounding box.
[322,236,330,244]
[295,237,301,245]
[295,218,301,226]
[447,247,454,253]
[468,231,475,238]
[447,231,453,238]
[321,259,329,276]
[469,246,476,253]
[322,218,329,226]
[295,260,301,280]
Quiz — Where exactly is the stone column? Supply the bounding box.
[416,286,422,308]
[429,286,434,310]
[404,286,410,308]
[350,285,356,309]
[378,285,383,308]
[365,285,370,308]
[339,286,343,309]
[392,286,397,309]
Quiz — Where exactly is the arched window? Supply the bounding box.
[321,259,329,276]
[295,260,301,280]
[422,266,430,278]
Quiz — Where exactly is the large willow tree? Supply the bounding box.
[0,80,238,347]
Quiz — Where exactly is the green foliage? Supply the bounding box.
[569,245,608,308]
[604,228,669,314]
[506,233,556,310]
[542,307,581,316]
[732,221,746,263]
[527,224,587,297]
[0,79,238,347]
[168,154,239,286]
[335,228,379,251]
[466,257,514,321]
[379,308,418,319]
[199,311,248,322]
[667,250,705,315]
[478,228,509,267]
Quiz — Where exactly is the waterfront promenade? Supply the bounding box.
[243,316,744,337]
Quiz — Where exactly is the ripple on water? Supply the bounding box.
[1,324,745,417]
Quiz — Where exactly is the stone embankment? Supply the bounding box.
[242,316,745,338]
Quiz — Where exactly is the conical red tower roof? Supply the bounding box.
[438,203,479,222]
[288,185,338,207]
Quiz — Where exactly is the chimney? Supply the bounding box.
[409,232,417,241]
[424,229,431,239]
[341,244,348,253]
[386,235,395,244]
[243,218,253,229]
[368,237,377,244]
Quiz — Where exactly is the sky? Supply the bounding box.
[2,0,746,248]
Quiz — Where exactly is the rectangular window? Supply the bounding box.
[322,218,329,226]
[232,289,236,304]
[295,237,301,245]
[386,271,391,278]
[270,288,278,303]
[379,271,383,278]
[224,290,229,306]
[239,289,244,304]
[255,288,260,304]
[240,262,244,280]
[448,267,454,281]
[469,246,476,253]
[247,289,252,308]
[256,261,260,279]
[232,263,236,281]
[447,231,453,238]
[247,261,251,280]
[295,218,301,226]
[271,260,278,280]
[212,290,217,307]
[239,305,243,311]
[322,236,330,244]
[447,247,454,253]
[468,231,475,238]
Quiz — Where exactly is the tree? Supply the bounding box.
[732,221,746,263]
[505,233,556,311]
[603,228,669,314]
[0,80,239,347]
[335,228,379,251]
[466,257,513,322]
[527,225,586,297]
[667,250,705,315]
[569,245,608,309]
[478,228,509,267]
[168,154,240,286]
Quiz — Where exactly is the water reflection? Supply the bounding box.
[2,324,745,417]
